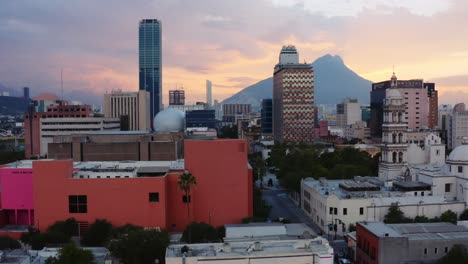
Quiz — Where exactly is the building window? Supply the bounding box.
[445,184,451,192]
[421,192,424,196]
[329,207,334,215]
[149,192,159,202]
[360,207,364,215]
[343,208,347,215]
[69,195,87,213]
[445,247,448,253]
[435,248,438,254]
[424,248,427,255]
[334,208,338,215]
[414,192,417,196]
[183,195,191,203]
[459,166,463,173]
[436,150,440,155]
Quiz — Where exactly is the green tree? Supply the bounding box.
[109,229,170,264]
[384,205,411,224]
[45,243,95,264]
[181,222,220,243]
[178,171,197,243]
[81,219,113,247]
[47,218,78,239]
[437,244,468,264]
[440,210,458,224]
[249,153,266,184]
[0,235,21,249]
[459,209,468,220]
[414,215,430,223]
[348,223,356,232]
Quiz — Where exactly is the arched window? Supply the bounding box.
[393,152,397,163]
[392,133,397,144]
[399,152,403,163]
[399,133,403,143]
[398,112,403,123]
[392,113,397,122]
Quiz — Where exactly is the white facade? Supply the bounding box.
[39,117,120,156]
[206,80,212,108]
[406,132,445,165]
[344,121,370,141]
[166,238,334,264]
[279,45,299,64]
[336,98,361,128]
[103,90,151,131]
[447,109,468,150]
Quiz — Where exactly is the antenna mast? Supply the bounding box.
[61,68,64,100]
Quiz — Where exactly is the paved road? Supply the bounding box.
[262,188,323,235]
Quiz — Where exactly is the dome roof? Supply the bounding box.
[448,144,468,163]
[386,89,402,99]
[33,93,60,101]
[153,108,185,132]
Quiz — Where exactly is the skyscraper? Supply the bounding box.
[273,45,314,143]
[206,80,212,108]
[139,19,162,119]
[169,90,185,105]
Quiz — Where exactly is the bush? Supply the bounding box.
[47,218,78,239]
[111,224,144,239]
[20,226,40,244]
[181,222,220,243]
[109,229,169,264]
[81,219,113,247]
[45,243,95,264]
[29,231,70,250]
[460,210,468,221]
[440,210,458,224]
[0,236,21,249]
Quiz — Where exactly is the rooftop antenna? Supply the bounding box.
[61,68,64,100]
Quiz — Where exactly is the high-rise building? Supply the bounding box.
[370,74,438,137]
[439,104,452,130]
[103,90,151,131]
[206,80,212,108]
[139,19,162,119]
[23,87,30,99]
[336,98,361,128]
[168,90,185,105]
[222,104,251,122]
[273,45,314,143]
[447,103,468,150]
[261,99,273,135]
[378,79,408,182]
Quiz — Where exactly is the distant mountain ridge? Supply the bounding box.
[221,54,372,110]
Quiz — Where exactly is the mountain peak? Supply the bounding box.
[314,54,344,65]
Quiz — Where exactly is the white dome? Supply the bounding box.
[386,89,402,99]
[153,108,185,132]
[448,144,468,163]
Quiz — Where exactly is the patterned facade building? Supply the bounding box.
[273,45,314,143]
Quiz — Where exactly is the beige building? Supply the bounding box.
[103,90,150,131]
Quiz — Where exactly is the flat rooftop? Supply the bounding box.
[224,223,316,242]
[166,238,332,259]
[360,222,468,240]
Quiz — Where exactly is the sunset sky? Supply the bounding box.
[1,0,468,106]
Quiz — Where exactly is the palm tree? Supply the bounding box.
[178,170,197,242]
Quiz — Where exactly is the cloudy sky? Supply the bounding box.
[0,0,467,106]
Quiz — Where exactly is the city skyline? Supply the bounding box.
[1,0,468,106]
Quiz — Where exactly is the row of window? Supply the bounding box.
[424,247,449,255]
[68,193,191,214]
[329,207,365,216]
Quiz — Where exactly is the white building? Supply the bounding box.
[406,132,445,165]
[166,237,334,264]
[446,103,468,150]
[206,80,212,108]
[344,121,370,141]
[40,117,120,156]
[103,90,151,131]
[336,98,361,128]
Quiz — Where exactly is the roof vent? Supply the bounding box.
[222,242,231,253]
[385,233,389,237]
[254,241,262,251]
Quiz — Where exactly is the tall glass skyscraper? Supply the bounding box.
[139,19,162,119]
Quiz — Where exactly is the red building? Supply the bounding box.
[32,139,253,232]
[356,222,380,264]
[25,101,92,158]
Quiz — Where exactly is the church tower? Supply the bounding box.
[378,73,408,182]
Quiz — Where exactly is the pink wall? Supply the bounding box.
[398,88,429,129]
[0,168,34,210]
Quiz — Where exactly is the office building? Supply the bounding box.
[438,104,452,130]
[223,104,251,123]
[168,89,185,105]
[370,74,438,137]
[273,45,314,143]
[103,90,151,131]
[336,98,361,128]
[139,19,162,118]
[24,100,93,158]
[166,237,333,264]
[168,104,206,112]
[356,222,468,264]
[206,80,212,108]
[261,99,273,135]
[447,103,468,149]
[186,110,216,129]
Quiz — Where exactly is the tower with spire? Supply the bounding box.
[378,72,408,182]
